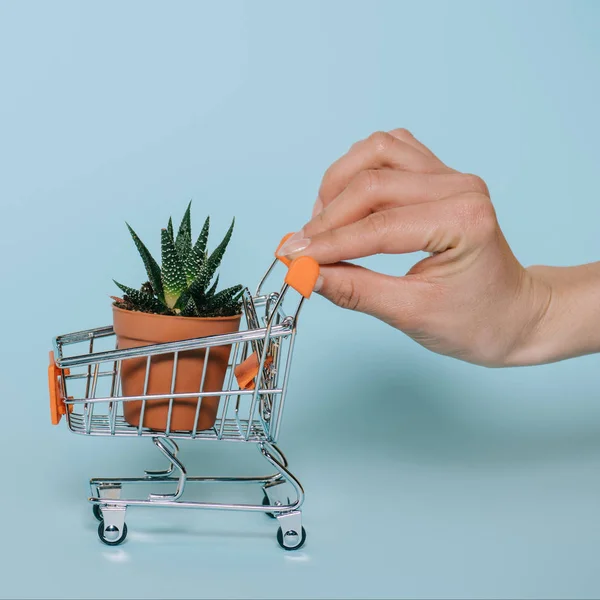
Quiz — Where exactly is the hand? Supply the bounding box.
[278,129,589,367]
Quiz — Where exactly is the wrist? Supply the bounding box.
[503,263,600,366]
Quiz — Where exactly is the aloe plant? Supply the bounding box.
[113,203,243,317]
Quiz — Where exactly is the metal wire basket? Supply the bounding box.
[48,237,320,550]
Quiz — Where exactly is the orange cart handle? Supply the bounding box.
[275,233,320,299]
[48,351,72,425]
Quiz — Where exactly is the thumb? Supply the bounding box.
[316,262,425,328]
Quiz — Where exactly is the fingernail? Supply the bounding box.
[312,197,323,218]
[279,230,310,256]
[314,275,324,293]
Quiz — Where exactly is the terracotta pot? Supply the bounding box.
[112,306,242,432]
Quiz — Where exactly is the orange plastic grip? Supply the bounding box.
[275,234,320,298]
[275,233,294,267]
[234,352,274,390]
[285,257,320,299]
[48,351,71,425]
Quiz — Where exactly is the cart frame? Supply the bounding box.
[48,244,319,550]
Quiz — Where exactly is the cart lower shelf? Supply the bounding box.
[89,438,307,551]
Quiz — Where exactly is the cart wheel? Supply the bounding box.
[98,521,128,546]
[92,504,103,522]
[277,526,306,551]
[262,494,277,518]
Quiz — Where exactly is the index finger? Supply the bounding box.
[306,170,486,241]
[315,131,450,217]
[285,193,492,265]
[388,128,444,162]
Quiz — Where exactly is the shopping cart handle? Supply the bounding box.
[275,233,320,299]
[275,234,294,267]
[48,351,72,425]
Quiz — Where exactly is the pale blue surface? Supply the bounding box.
[1,1,600,598]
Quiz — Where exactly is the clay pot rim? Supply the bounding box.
[112,304,242,323]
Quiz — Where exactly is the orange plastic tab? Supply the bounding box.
[234,352,273,390]
[275,233,294,267]
[275,234,320,298]
[285,256,320,299]
[48,351,71,425]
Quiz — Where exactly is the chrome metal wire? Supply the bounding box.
[54,261,302,445]
[54,258,309,548]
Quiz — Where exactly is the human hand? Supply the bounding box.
[278,129,558,367]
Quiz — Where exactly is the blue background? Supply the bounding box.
[1,1,599,598]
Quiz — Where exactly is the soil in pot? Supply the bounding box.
[113,306,242,432]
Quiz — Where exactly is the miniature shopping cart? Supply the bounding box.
[47,237,319,551]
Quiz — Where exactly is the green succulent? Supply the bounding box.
[113,202,243,318]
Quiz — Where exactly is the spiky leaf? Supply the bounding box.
[206,284,243,311]
[140,281,154,296]
[205,275,219,299]
[218,287,244,316]
[126,224,164,302]
[221,302,242,317]
[181,296,200,317]
[202,301,243,317]
[161,228,187,309]
[113,281,165,313]
[167,217,174,243]
[176,201,193,261]
[185,274,207,303]
[184,215,210,285]
[195,218,235,293]
[174,288,192,311]
[177,271,218,313]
